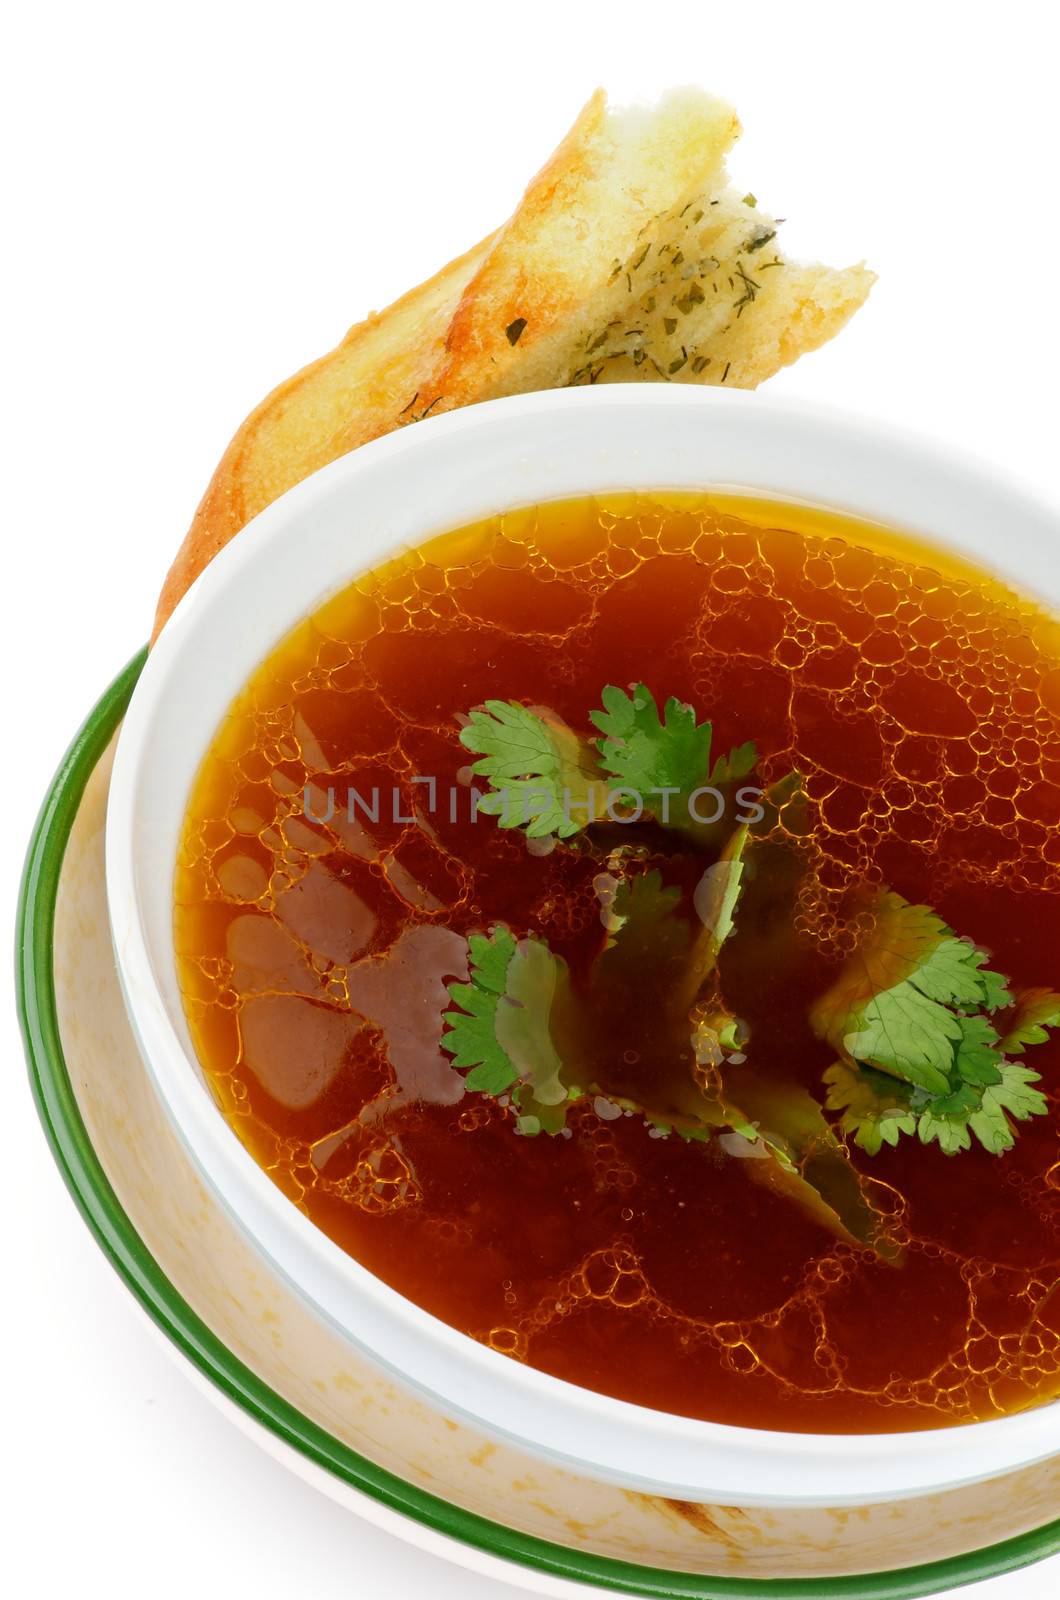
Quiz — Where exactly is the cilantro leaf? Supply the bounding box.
[591,682,715,796]
[678,822,751,1023]
[951,1014,1004,1087]
[458,684,759,845]
[968,1063,1049,1153]
[692,823,749,957]
[459,700,604,838]
[441,927,521,1093]
[591,867,728,1102]
[809,892,1010,1096]
[822,1060,918,1155]
[445,873,743,1141]
[998,988,1060,1054]
[594,863,751,1085]
[444,885,900,1258]
[825,1048,1049,1160]
[591,682,758,825]
[980,967,1016,1012]
[730,1074,903,1258]
[813,894,1052,1158]
[442,927,573,1109]
[594,869,690,982]
[494,935,569,1109]
[448,686,1055,1188]
[709,740,759,786]
[917,1087,981,1155]
[587,865,895,1254]
[587,872,864,1240]
[903,1055,1050,1158]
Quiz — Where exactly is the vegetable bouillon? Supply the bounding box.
[175,493,1060,1432]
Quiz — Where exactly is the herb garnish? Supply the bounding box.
[733,263,761,317]
[459,699,605,838]
[460,683,759,842]
[442,927,575,1135]
[592,682,747,803]
[441,855,895,1254]
[444,683,1055,1243]
[813,892,1053,1154]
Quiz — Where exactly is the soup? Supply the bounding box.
[174,492,1060,1433]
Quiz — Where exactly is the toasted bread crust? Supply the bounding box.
[153,90,873,639]
[152,232,496,635]
[430,88,740,410]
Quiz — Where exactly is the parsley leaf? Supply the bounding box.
[459,700,604,838]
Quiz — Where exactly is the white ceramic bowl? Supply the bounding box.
[106,385,1060,1509]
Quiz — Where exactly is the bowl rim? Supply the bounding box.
[19,650,1060,1596]
[104,385,1060,1505]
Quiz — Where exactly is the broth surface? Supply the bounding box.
[175,492,1060,1432]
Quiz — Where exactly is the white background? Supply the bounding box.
[4,1,1059,1594]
